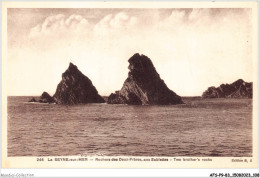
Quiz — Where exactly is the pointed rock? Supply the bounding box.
[53,63,105,104]
[107,53,183,105]
[202,79,253,98]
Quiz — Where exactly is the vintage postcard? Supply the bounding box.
[1,1,258,169]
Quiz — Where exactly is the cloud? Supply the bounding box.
[161,10,187,26]
[93,12,138,36]
[30,12,140,39]
[110,12,137,28]
[29,14,90,38]
[29,11,159,41]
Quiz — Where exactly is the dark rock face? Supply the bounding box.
[108,53,183,105]
[53,63,105,104]
[202,79,253,98]
[39,92,55,103]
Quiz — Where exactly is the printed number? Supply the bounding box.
[37,158,44,161]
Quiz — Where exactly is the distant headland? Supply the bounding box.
[202,79,252,98]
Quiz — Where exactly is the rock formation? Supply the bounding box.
[53,63,105,104]
[28,62,105,104]
[39,92,55,103]
[107,53,183,105]
[28,92,54,103]
[202,79,253,98]
[28,97,37,102]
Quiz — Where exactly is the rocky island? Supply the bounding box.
[39,92,55,103]
[202,79,252,98]
[29,63,105,104]
[53,63,105,104]
[107,53,183,105]
[28,92,54,104]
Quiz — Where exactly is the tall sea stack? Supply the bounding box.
[202,79,253,98]
[107,53,183,105]
[53,63,105,104]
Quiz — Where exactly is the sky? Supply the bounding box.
[7,8,253,96]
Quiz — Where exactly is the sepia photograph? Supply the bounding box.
[1,1,258,171]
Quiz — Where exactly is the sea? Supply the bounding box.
[7,96,252,157]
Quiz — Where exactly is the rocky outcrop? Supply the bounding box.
[28,97,37,102]
[39,92,55,103]
[28,92,54,103]
[28,63,105,104]
[53,63,105,104]
[107,53,183,105]
[202,79,252,98]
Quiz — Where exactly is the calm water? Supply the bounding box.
[8,96,252,157]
